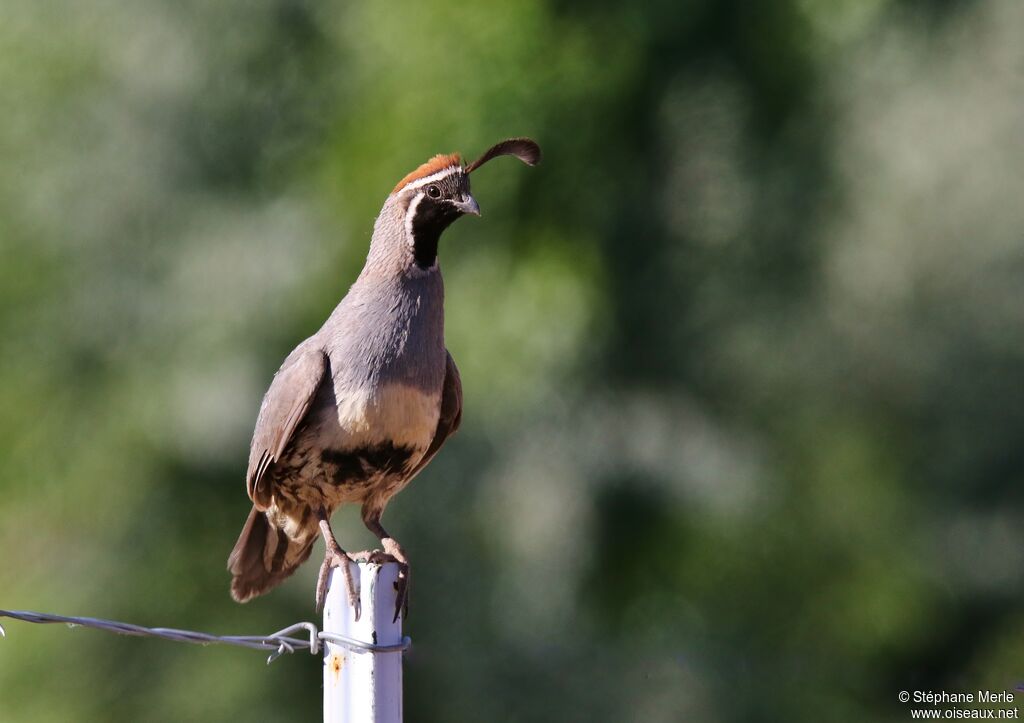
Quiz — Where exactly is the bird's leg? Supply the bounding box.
[315,509,361,621]
[361,505,409,623]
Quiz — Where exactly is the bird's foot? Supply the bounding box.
[316,547,361,620]
[349,541,409,623]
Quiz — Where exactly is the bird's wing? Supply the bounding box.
[409,350,463,477]
[246,341,328,509]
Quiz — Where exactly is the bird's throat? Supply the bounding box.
[410,197,460,269]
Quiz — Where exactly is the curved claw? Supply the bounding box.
[393,563,410,624]
[380,539,410,623]
[348,549,409,622]
[316,552,361,621]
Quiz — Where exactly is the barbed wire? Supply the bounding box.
[0,609,411,665]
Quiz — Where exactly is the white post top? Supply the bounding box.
[322,561,403,723]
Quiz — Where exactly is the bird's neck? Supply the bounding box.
[408,195,460,270]
[363,192,461,276]
[411,228,440,269]
[334,269,446,389]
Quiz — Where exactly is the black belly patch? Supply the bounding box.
[321,443,417,486]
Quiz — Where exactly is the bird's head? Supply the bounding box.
[386,138,541,270]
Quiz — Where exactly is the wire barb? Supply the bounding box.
[0,609,410,665]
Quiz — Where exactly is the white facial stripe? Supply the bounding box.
[401,166,461,193]
[404,192,424,243]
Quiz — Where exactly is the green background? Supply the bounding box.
[2,0,1023,720]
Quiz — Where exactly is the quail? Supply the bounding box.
[228,138,542,621]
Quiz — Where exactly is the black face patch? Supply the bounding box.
[411,198,462,268]
[321,443,416,486]
[409,171,472,269]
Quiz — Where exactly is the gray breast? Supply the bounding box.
[326,270,447,394]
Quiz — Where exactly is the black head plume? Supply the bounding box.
[464,137,542,174]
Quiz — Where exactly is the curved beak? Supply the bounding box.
[453,194,481,217]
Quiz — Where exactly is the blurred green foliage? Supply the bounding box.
[2,0,1023,720]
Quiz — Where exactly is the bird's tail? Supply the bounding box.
[228,507,316,603]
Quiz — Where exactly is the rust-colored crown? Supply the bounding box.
[392,153,462,193]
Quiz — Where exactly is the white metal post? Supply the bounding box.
[323,561,403,723]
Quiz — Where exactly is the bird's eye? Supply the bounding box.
[426,185,441,199]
